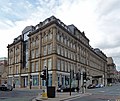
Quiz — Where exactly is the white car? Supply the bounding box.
[0,84,13,91]
[96,84,104,88]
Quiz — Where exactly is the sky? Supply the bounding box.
[0,0,120,70]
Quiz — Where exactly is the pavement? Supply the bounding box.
[32,92,91,101]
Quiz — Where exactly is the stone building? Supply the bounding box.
[116,71,120,82]
[7,16,107,89]
[0,57,8,85]
[107,57,117,83]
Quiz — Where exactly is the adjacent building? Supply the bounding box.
[7,16,107,89]
[107,57,117,83]
[0,57,8,85]
[116,71,120,82]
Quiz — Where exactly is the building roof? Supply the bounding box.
[107,57,114,64]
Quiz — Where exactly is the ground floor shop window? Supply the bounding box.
[42,80,46,86]
[8,77,12,85]
[32,75,39,86]
[41,74,52,86]
[48,74,52,86]
[62,76,64,85]
[57,74,70,87]
[65,76,69,85]
[24,76,28,87]
[58,75,60,86]
[14,77,20,87]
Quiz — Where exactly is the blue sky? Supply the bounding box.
[0,0,120,70]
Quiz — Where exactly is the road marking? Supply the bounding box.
[99,91,105,92]
[62,94,91,101]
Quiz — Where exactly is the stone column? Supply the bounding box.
[102,74,104,85]
[52,27,57,53]
[90,76,92,84]
[19,75,21,88]
[28,38,31,89]
[81,71,83,86]
[38,72,41,89]
[52,26,57,87]
[39,31,42,89]
[52,55,57,86]
[28,74,30,89]
[98,78,102,84]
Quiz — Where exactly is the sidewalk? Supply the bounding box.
[32,92,91,101]
[14,87,40,91]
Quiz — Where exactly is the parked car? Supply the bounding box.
[87,84,96,89]
[57,85,79,92]
[107,83,112,86]
[0,84,13,91]
[95,84,104,88]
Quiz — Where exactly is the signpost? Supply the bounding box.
[40,66,48,99]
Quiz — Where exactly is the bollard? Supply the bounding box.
[41,88,48,99]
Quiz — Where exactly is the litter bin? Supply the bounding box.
[47,86,55,98]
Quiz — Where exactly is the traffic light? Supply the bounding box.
[40,69,47,80]
[83,72,86,80]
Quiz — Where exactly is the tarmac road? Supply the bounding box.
[0,88,42,101]
[65,83,120,101]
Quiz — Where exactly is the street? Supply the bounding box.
[67,83,120,101]
[0,83,120,101]
[0,89,42,101]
